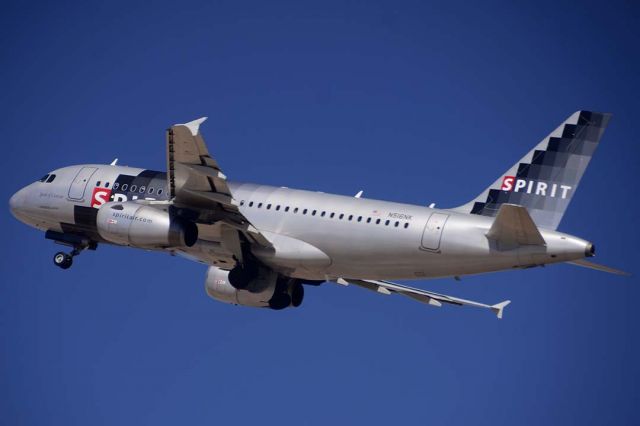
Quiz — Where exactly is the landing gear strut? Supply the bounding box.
[46,231,97,270]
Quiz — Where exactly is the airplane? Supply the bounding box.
[9,111,628,318]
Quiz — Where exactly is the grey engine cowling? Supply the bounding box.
[96,201,198,248]
[205,266,304,309]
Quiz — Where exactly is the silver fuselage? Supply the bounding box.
[10,164,591,281]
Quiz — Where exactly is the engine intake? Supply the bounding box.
[96,202,197,248]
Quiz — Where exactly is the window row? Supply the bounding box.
[239,200,410,229]
[99,181,164,196]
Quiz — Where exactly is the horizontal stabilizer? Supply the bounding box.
[487,204,546,249]
[567,259,630,276]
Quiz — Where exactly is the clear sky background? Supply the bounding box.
[1,1,638,425]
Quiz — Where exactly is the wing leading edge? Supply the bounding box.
[335,278,511,319]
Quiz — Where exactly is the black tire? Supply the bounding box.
[291,282,304,307]
[268,292,291,310]
[53,252,72,269]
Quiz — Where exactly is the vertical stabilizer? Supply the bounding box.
[454,111,611,230]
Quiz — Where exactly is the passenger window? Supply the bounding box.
[376,219,381,225]
[267,204,272,210]
[285,206,290,212]
[366,218,371,223]
[130,185,137,192]
[157,189,163,195]
[249,201,254,207]
[357,216,362,222]
[149,187,154,194]
[121,184,128,191]
[348,215,353,221]
[312,210,317,216]
[330,213,335,218]
[339,214,344,219]
[96,181,101,186]
[46,174,56,183]
[385,220,390,226]
[276,205,281,211]
[404,223,409,229]
[303,209,308,215]
[105,182,110,188]
[240,200,244,206]
[321,211,326,217]
[394,221,399,227]
[294,208,299,213]
[139,186,146,193]
[258,203,263,208]
[113,182,120,190]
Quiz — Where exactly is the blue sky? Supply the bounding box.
[1,1,638,425]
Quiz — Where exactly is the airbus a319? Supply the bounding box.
[9,111,627,318]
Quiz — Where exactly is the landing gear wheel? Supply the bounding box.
[291,282,304,308]
[53,252,73,269]
[268,292,292,310]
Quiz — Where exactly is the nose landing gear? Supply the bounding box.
[53,246,86,270]
[46,231,97,270]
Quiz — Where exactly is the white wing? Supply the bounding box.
[335,277,511,319]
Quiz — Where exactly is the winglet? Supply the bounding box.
[491,300,511,319]
[355,190,363,198]
[110,158,118,166]
[178,117,208,136]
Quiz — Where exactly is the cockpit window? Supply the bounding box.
[111,204,124,210]
[38,174,49,182]
[46,174,56,183]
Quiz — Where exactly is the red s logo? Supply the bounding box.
[501,176,515,191]
[91,187,112,207]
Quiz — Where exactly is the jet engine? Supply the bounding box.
[96,201,198,248]
[205,266,304,310]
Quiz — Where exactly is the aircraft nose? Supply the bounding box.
[9,188,26,218]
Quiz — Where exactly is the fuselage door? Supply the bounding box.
[68,167,98,200]
[421,213,449,251]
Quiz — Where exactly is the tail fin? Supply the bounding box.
[455,111,611,230]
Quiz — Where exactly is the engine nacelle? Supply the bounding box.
[96,201,198,248]
[205,266,305,309]
[205,266,276,307]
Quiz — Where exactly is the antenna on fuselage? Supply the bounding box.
[110,158,118,166]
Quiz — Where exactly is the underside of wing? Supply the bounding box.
[166,118,271,264]
[335,277,510,319]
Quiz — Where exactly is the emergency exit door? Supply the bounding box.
[421,213,449,251]
[68,167,98,200]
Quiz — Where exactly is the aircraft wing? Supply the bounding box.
[166,118,271,259]
[335,277,511,319]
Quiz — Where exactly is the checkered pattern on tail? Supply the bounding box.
[456,111,611,230]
